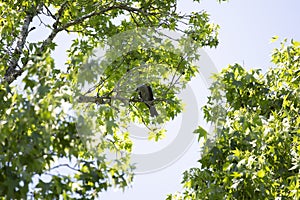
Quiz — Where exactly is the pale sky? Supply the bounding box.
[198,0,300,71]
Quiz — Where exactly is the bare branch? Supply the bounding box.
[43,3,56,20]
[49,163,80,172]
[36,14,47,26]
[4,4,43,84]
[77,95,110,104]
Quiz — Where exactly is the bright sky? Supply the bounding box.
[101,0,300,199]
[198,0,300,71]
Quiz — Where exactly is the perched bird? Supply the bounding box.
[137,84,159,117]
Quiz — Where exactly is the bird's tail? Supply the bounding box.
[149,106,159,117]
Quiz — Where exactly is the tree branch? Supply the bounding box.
[4,3,158,84]
[58,4,153,32]
[77,94,173,105]
[43,3,56,20]
[4,5,42,84]
[49,163,80,172]
[77,95,110,104]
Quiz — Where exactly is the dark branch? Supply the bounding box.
[43,3,56,20]
[53,1,68,29]
[49,163,80,172]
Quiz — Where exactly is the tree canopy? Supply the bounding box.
[168,39,300,199]
[2,1,298,199]
[0,0,220,199]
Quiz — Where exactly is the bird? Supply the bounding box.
[136,84,159,117]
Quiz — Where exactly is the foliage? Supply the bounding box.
[0,0,219,199]
[167,39,300,199]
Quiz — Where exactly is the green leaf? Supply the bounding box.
[270,35,279,43]
[24,79,36,89]
[193,126,208,141]
[231,172,242,178]
[257,169,265,178]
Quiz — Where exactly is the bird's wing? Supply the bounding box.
[146,85,154,100]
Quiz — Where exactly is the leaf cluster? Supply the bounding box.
[168,40,300,199]
[0,0,219,198]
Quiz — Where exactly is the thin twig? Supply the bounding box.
[49,163,80,172]
[43,3,56,20]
